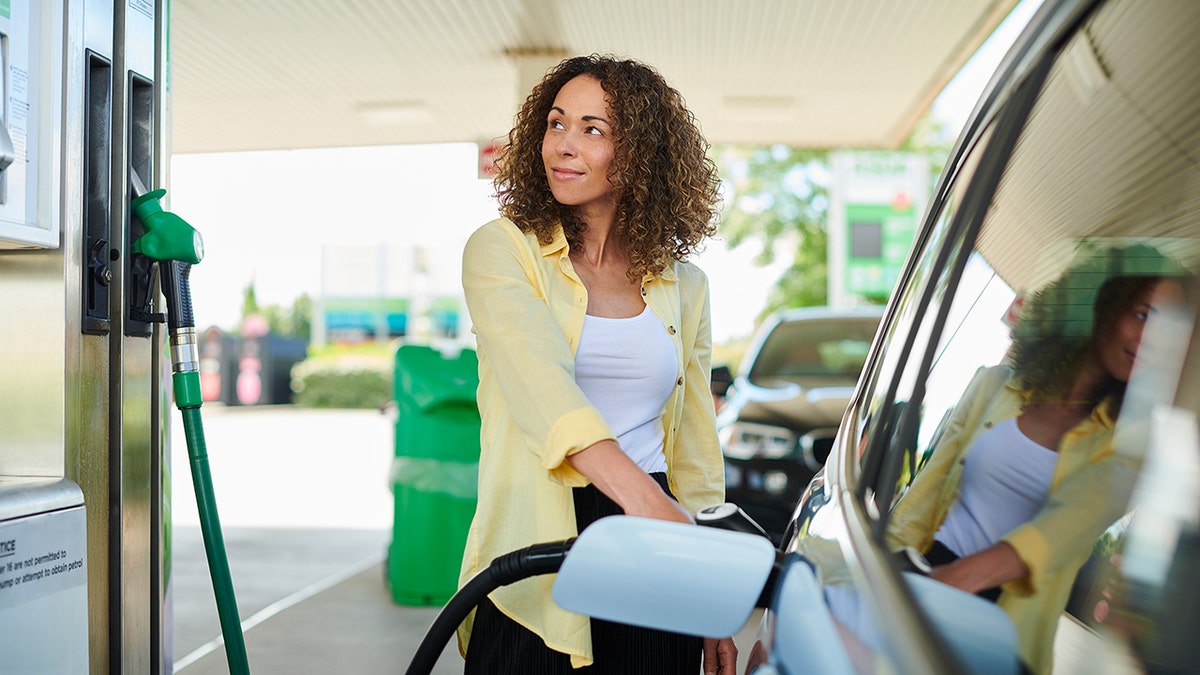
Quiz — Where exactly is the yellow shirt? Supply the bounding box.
[456,217,725,667]
[887,365,1135,673]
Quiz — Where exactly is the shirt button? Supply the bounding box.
[983,421,993,429]
[667,325,677,335]
[676,377,684,386]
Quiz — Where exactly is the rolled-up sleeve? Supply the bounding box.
[462,220,614,485]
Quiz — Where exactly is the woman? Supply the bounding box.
[457,54,736,674]
[887,245,1186,673]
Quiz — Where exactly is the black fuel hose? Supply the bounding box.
[405,538,575,675]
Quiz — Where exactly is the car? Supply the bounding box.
[716,307,883,541]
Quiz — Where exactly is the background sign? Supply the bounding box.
[828,151,929,305]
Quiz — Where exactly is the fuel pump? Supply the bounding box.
[130,173,251,675]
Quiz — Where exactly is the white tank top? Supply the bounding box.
[574,305,676,473]
[935,417,1058,557]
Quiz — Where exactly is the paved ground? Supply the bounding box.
[167,405,760,674]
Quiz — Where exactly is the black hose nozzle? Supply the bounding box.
[160,260,195,332]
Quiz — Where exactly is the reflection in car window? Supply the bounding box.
[896,252,1015,499]
[887,243,1189,672]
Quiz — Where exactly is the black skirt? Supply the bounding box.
[463,472,702,674]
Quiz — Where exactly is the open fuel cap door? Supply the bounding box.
[552,516,776,638]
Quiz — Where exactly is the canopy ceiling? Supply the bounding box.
[168,0,1020,154]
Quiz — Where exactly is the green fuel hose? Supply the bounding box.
[176,374,250,675]
[133,179,251,674]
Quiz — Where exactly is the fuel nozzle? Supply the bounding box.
[129,171,204,407]
[130,172,204,267]
[696,502,772,539]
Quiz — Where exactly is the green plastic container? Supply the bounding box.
[387,344,481,606]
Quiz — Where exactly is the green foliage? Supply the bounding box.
[257,293,312,341]
[896,113,957,192]
[291,349,392,409]
[717,144,830,318]
[237,281,312,341]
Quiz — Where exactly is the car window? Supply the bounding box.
[748,317,880,383]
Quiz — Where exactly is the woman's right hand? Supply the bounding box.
[567,439,695,525]
[627,489,694,524]
[930,541,1027,594]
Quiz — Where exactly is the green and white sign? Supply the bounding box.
[845,202,918,298]
[829,151,929,305]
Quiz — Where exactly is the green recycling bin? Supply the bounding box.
[388,344,481,606]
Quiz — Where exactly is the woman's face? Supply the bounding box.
[542,75,617,215]
[1095,279,1186,382]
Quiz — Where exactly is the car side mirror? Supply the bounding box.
[711,364,733,397]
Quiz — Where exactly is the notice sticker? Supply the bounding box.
[0,506,86,608]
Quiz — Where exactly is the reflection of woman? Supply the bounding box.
[887,246,1184,673]
[457,55,735,673]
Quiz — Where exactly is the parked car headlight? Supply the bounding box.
[720,421,797,460]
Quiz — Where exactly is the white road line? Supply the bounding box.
[173,552,386,672]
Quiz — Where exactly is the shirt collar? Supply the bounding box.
[540,224,569,257]
[1006,374,1117,429]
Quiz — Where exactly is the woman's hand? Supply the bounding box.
[567,440,694,524]
[703,636,737,674]
[930,542,1028,594]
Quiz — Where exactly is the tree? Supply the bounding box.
[284,294,312,341]
[241,280,261,318]
[896,113,957,193]
[717,144,830,318]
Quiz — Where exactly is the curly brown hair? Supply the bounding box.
[1013,275,1160,407]
[494,54,721,281]
[1010,242,1186,409]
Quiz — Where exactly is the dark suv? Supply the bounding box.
[717,307,882,541]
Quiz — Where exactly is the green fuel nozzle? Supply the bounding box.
[129,174,203,335]
[129,178,203,405]
[131,187,204,265]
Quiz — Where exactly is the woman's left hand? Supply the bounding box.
[703,636,737,674]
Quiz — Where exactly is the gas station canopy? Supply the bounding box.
[169,0,1020,154]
